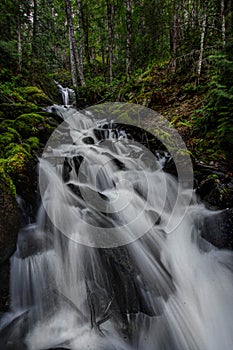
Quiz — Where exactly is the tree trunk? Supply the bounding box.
[31,0,39,83]
[125,0,132,80]
[221,0,226,46]
[170,3,179,73]
[17,13,22,73]
[64,0,85,86]
[69,28,78,87]
[77,0,85,83]
[80,1,91,65]
[197,10,207,82]
[106,0,113,82]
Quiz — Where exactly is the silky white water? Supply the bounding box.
[0,106,233,350]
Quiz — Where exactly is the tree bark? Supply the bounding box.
[221,0,226,47]
[106,0,114,82]
[125,0,132,80]
[77,0,85,82]
[170,3,179,74]
[64,0,85,86]
[31,0,39,82]
[80,1,91,65]
[17,13,22,73]
[69,28,78,87]
[197,9,207,81]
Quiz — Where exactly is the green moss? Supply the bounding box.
[0,128,22,158]
[16,86,53,106]
[18,86,42,96]
[5,145,31,178]
[26,136,40,150]
[14,113,45,137]
[27,93,52,106]
[0,162,16,198]
[0,102,40,119]
[0,119,14,132]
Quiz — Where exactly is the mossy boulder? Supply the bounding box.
[16,86,53,107]
[13,113,45,138]
[0,102,40,119]
[2,145,38,211]
[0,169,19,264]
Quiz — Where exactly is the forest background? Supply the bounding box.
[0,0,233,184]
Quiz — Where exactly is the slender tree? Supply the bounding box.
[221,0,226,46]
[64,0,85,86]
[77,0,85,83]
[17,9,22,73]
[125,0,132,79]
[106,0,114,82]
[69,27,78,87]
[197,5,207,81]
[80,0,91,65]
[170,2,179,73]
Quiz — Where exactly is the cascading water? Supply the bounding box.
[1,103,233,350]
[56,82,75,106]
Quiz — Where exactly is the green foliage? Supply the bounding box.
[193,47,233,156]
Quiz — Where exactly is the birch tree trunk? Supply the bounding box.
[31,0,38,82]
[197,9,207,82]
[125,0,132,80]
[106,0,113,82]
[77,0,85,83]
[69,28,77,87]
[221,0,226,47]
[64,0,85,86]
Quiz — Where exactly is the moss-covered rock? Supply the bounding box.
[13,113,45,138]
[16,86,53,107]
[0,102,40,119]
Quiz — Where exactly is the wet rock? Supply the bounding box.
[201,208,233,250]
[196,174,233,210]
[0,261,10,312]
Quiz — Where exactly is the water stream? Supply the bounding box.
[0,103,233,350]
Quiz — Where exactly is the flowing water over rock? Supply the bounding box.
[0,105,233,350]
[56,82,75,106]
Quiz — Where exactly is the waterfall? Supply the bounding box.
[1,104,233,350]
[56,82,75,106]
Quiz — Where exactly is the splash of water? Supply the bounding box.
[1,106,233,350]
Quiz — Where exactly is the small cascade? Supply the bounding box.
[0,106,233,350]
[55,82,75,106]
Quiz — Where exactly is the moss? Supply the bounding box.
[0,162,16,198]
[5,145,31,177]
[27,93,52,106]
[0,120,14,132]
[0,102,40,119]
[26,136,40,151]
[0,128,22,158]
[14,113,45,137]
[16,86,53,106]
[18,86,42,96]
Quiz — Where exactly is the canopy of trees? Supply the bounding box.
[0,0,233,162]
